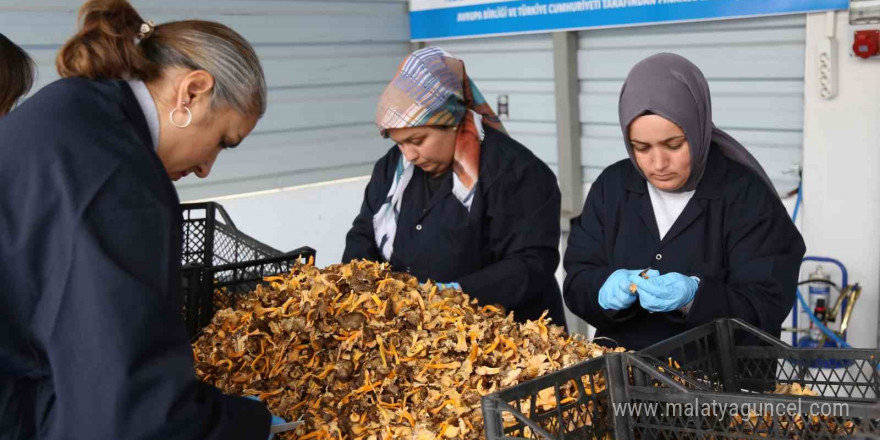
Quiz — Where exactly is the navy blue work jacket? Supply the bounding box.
[343,127,566,327]
[0,78,269,440]
[563,147,805,350]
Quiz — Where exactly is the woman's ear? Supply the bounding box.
[175,70,215,108]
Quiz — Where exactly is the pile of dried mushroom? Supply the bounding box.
[192,259,621,439]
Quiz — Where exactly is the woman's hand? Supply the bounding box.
[245,396,288,440]
[629,272,699,312]
[599,269,657,310]
[435,282,461,291]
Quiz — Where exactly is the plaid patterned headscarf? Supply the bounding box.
[373,47,506,261]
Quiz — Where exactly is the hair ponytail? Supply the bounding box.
[56,0,266,117]
[56,0,158,81]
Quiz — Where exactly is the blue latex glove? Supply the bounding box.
[628,272,699,313]
[598,269,657,310]
[245,396,286,440]
[436,282,461,291]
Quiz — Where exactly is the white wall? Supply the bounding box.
[801,11,880,349]
[191,177,370,267]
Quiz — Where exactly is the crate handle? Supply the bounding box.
[180,202,239,231]
[625,355,695,393]
[726,318,792,348]
[630,354,713,391]
[211,203,238,230]
[485,397,559,439]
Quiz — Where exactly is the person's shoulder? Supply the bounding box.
[576,158,633,209]
[716,153,779,207]
[484,127,555,183]
[370,144,401,179]
[1,78,123,155]
[30,77,120,112]
[0,78,158,210]
[592,157,632,189]
[380,144,401,163]
[704,152,787,225]
[45,76,106,95]
[1,78,125,143]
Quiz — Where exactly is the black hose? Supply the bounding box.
[797,279,840,292]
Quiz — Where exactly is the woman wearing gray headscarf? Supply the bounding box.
[563,53,805,350]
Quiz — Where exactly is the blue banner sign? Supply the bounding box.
[410,0,849,41]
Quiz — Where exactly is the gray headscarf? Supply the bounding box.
[618,53,776,195]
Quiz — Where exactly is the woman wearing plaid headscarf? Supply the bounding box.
[343,47,566,327]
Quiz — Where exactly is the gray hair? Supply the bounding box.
[142,20,267,116]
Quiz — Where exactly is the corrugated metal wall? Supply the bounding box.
[425,34,559,172]
[0,0,411,201]
[578,15,806,195]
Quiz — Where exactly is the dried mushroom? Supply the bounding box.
[629,268,651,295]
[724,382,856,437]
[193,259,620,439]
[655,358,856,438]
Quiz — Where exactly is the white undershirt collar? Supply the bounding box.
[646,182,695,240]
[126,79,160,151]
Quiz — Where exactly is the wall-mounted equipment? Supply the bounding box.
[853,29,880,58]
[850,0,880,25]
[497,94,510,120]
[849,0,880,59]
[819,11,839,99]
[819,33,838,98]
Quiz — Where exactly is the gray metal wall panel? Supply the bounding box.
[578,15,806,194]
[0,0,410,201]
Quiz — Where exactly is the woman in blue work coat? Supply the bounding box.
[563,53,806,350]
[343,47,566,327]
[0,1,283,438]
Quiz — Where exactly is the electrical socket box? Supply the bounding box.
[847,24,880,59]
[853,29,880,58]
[819,36,838,99]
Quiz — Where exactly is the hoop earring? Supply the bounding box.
[170,106,192,128]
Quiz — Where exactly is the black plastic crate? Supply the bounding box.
[180,202,316,338]
[481,353,629,440]
[627,319,880,439]
[638,319,880,399]
[482,320,880,440]
[182,202,280,267]
[622,355,880,439]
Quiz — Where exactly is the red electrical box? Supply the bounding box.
[853,30,880,59]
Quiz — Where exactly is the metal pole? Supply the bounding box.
[553,31,588,336]
[553,31,584,222]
